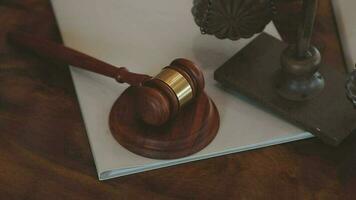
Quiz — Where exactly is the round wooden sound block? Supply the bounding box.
[109,86,219,159]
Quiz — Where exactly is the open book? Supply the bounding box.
[332,0,356,72]
[51,0,312,180]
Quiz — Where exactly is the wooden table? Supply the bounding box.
[0,0,354,199]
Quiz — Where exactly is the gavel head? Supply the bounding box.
[136,58,205,126]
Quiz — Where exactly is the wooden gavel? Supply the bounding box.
[8,31,219,159]
[8,31,205,126]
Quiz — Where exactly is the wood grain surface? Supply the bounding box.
[0,0,355,199]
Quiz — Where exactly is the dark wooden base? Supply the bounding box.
[109,87,220,159]
[215,33,356,146]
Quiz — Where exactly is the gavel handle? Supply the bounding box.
[8,31,152,86]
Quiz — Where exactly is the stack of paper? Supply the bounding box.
[51,0,312,180]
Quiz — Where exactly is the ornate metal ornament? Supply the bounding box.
[346,69,356,107]
[192,0,274,40]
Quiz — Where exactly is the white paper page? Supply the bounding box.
[332,0,356,72]
[51,0,312,180]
